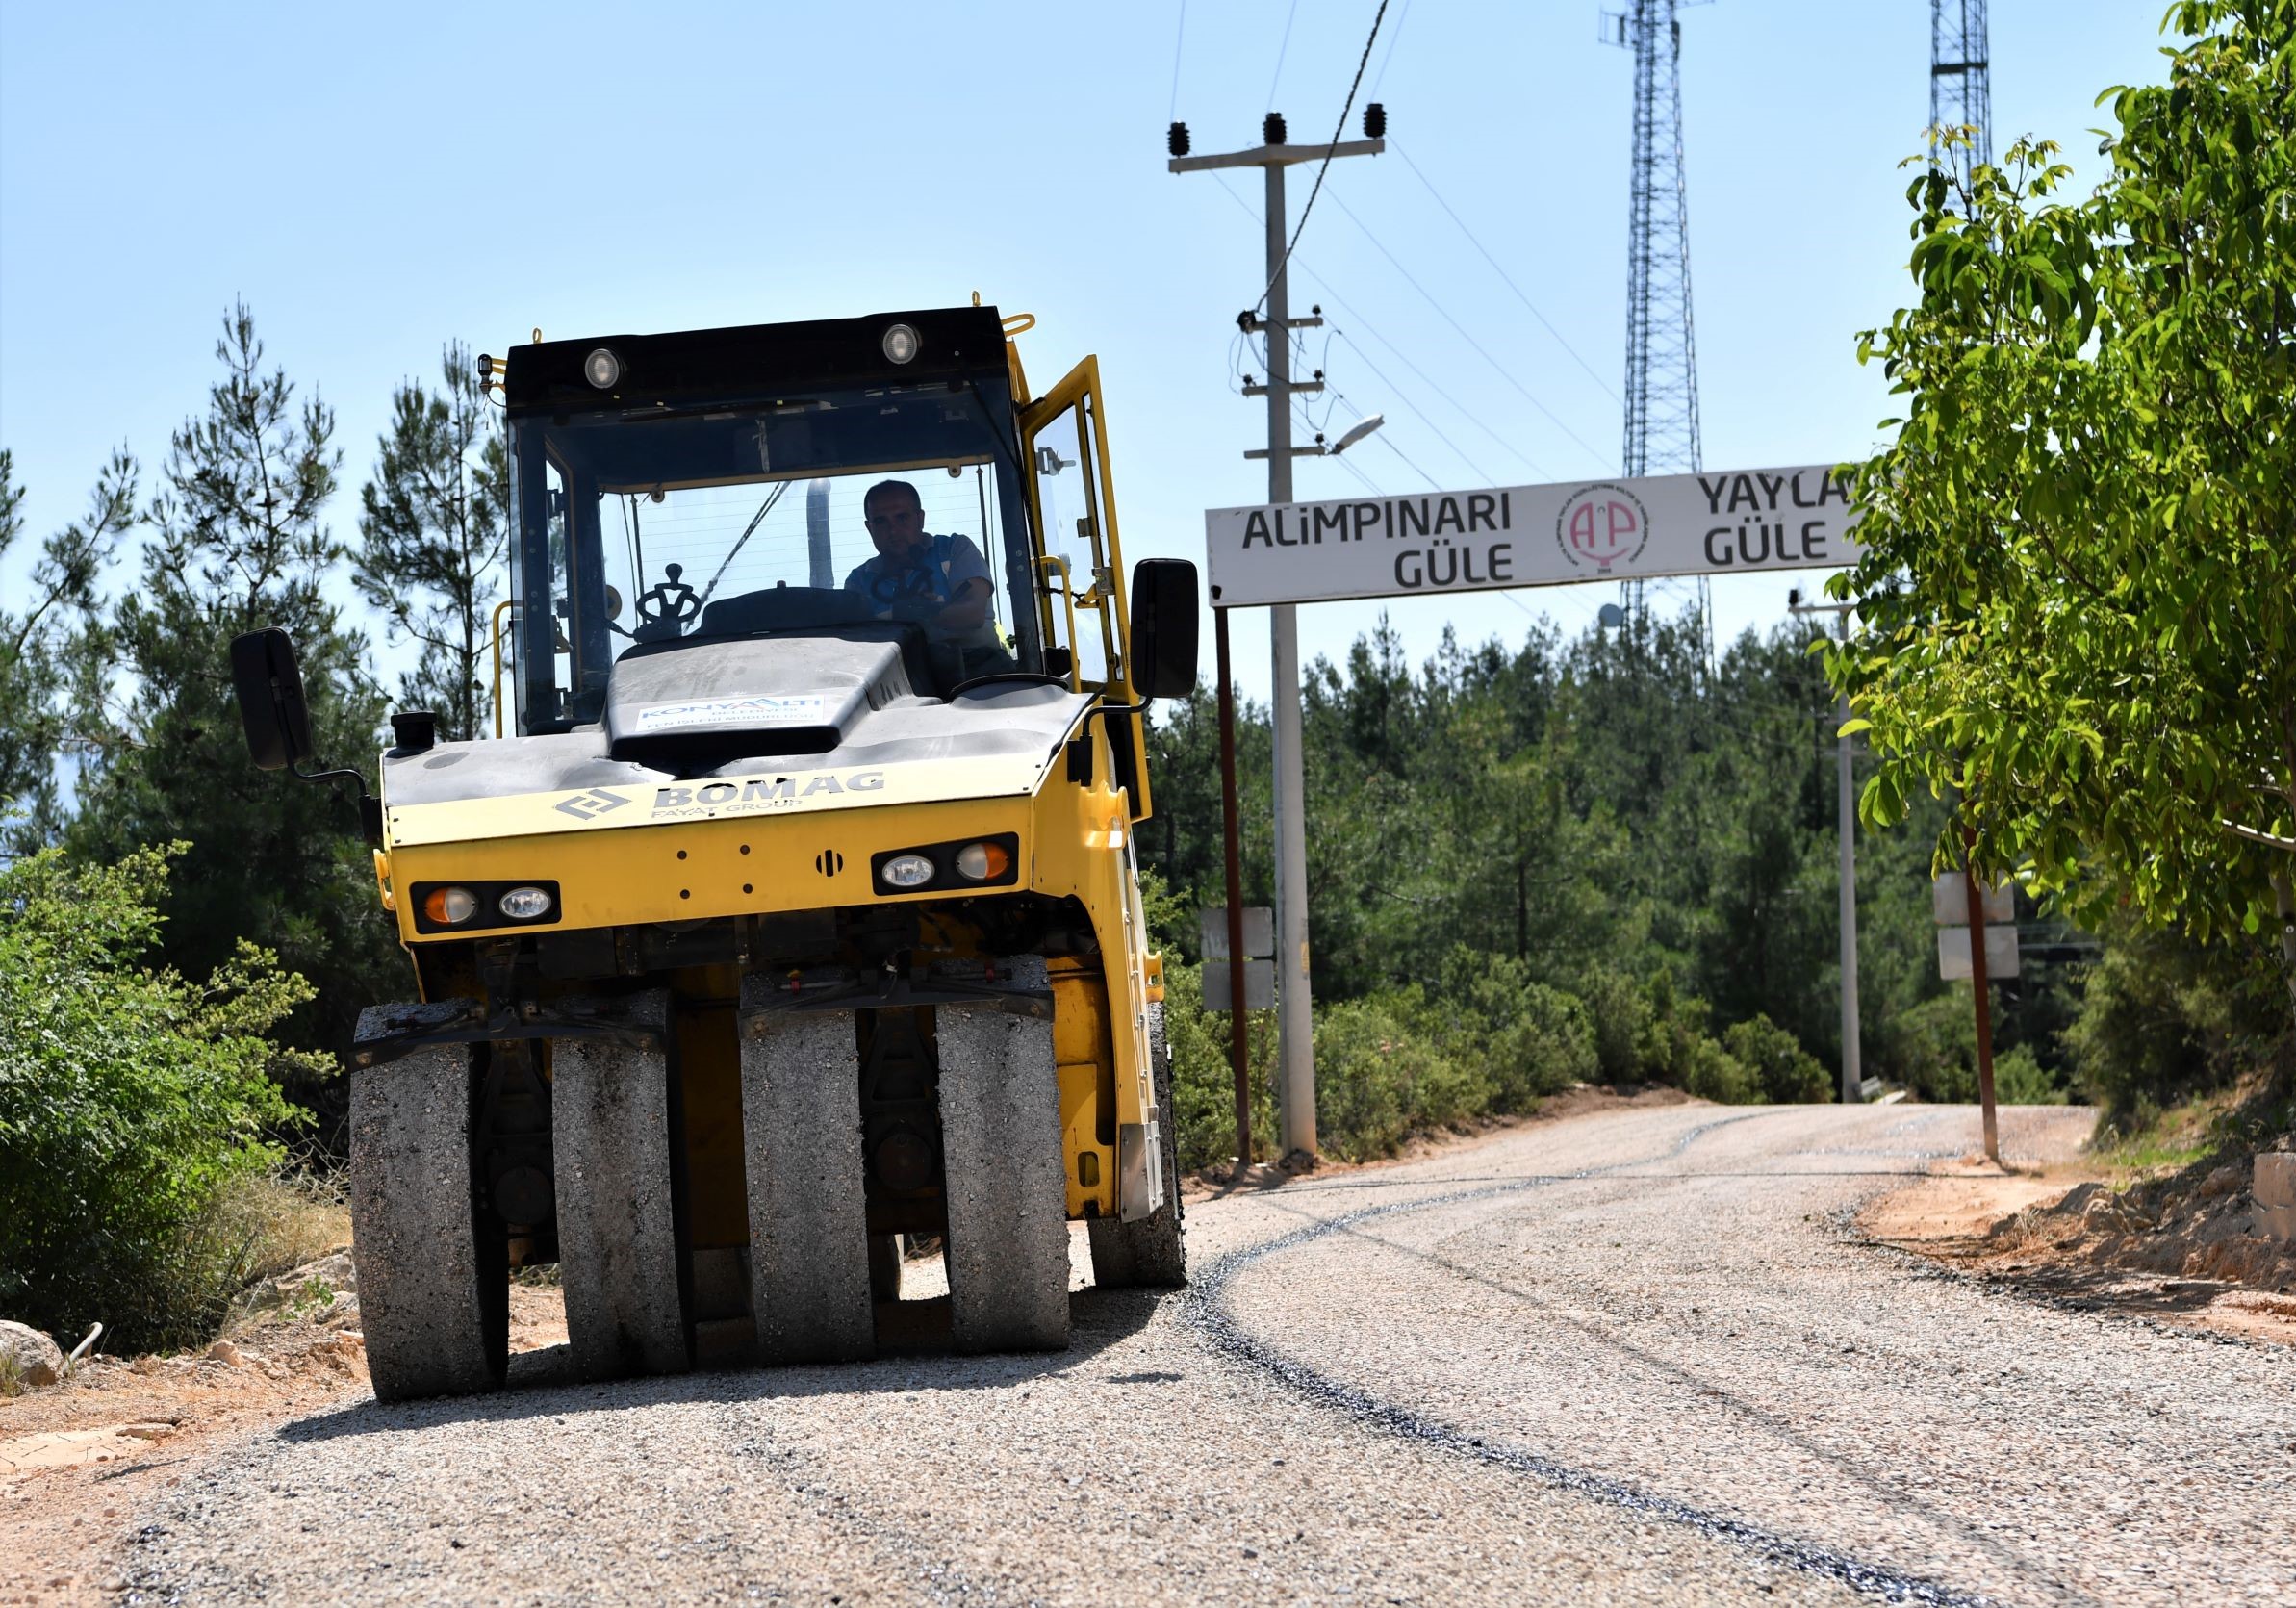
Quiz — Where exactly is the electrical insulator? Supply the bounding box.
[1263,112,1288,145]
[1168,121,1190,158]
[1364,102,1386,140]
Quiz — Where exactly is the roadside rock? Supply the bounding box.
[2256,1153,2296,1241]
[2048,1180,2106,1218]
[2200,1161,2247,1199]
[1,1320,66,1390]
[226,1249,357,1331]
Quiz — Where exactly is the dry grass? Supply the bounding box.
[209,1167,351,1288]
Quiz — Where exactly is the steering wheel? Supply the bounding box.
[634,563,702,642]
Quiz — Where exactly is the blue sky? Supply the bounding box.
[2,2,2180,703]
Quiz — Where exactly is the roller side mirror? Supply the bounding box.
[230,626,316,771]
[227,625,383,847]
[1127,558,1200,702]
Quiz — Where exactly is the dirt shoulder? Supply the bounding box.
[1181,1083,1696,1199]
[0,1287,568,1606]
[1859,1151,2296,1348]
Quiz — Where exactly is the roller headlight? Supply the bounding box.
[584,346,621,389]
[422,886,478,926]
[880,853,935,890]
[497,885,555,920]
[880,322,920,365]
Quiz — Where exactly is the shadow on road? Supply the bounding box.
[275,1283,1167,1445]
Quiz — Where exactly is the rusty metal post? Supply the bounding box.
[1215,608,1252,1180]
[1961,824,2000,1164]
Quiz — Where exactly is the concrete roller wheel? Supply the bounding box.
[740,994,875,1365]
[1088,1001,1187,1289]
[552,990,691,1382]
[347,1030,505,1403]
[936,959,1071,1354]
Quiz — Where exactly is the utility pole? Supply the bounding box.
[1789,591,1862,1104]
[1170,110,1385,1162]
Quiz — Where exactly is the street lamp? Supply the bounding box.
[1328,413,1386,455]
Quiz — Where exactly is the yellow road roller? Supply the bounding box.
[230,304,1197,1400]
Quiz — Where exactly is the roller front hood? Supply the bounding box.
[384,676,1091,849]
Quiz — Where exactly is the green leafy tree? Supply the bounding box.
[0,844,320,1349]
[0,446,138,849]
[1835,3,2296,1015]
[354,342,511,742]
[65,303,398,1071]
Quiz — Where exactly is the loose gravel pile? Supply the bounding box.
[116,1103,2293,1606]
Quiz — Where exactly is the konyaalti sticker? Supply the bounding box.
[632,694,829,732]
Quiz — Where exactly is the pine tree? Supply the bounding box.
[0,446,138,851]
[354,342,510,742]
[65,303,399,1067]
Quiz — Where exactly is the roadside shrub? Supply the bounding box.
[1882,991,1979,1104]
[1680,1034,1759,1104]
[0,845,321,1350]
[1161,956,1279,1171]
[1314,995,1465,1161]
[1990,1043,2066,1105]
[1431,949,1599,1110]
[2062,925,2283,1133]
[1574,964,1650,1085]
[1722,1014,1830,1104]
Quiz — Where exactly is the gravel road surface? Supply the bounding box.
[119,1102,2295,1606]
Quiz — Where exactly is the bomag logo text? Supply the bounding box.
[650,771,886,817]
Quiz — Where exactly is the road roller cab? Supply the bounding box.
[230,304,1198,1400]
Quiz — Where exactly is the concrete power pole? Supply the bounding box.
[1170,111,1384,1161]
[1790,591,1862,1103]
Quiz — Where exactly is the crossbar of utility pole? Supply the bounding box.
[1173,123,1385,1163]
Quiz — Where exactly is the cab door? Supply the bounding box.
[1018,357,1153,819]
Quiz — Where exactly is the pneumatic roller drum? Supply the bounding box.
[935,956,1071,1354]
[1087,1001,1186,1289]
[347,1027,507,1402]
[740,983,877,1365]
[551,989,692,1382]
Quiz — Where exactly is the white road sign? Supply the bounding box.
[1931,877,2014,927]
[1937,924,2021,982]
[1204,465,1865,609]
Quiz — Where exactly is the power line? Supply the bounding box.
[1390,140,1621,405]
[1367,0,1414,96]
[1168,0,1188,123]
[1328,324,1525,481]
[1253,0,1390,315]
[1264,0,1301,112]
[1321,186,1611,468]
[1211,169,1545,484]
[1364,422,1444,491]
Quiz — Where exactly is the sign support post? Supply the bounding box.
[1214,610,1252,1177]
[1961,825,2002,1164]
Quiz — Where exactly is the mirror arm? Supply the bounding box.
[292,761,384,849]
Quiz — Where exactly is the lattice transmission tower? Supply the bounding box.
[1929,0,1993,190]
[1604,0,1708,641]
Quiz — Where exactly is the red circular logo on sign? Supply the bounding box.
[1555,483,1649,574]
